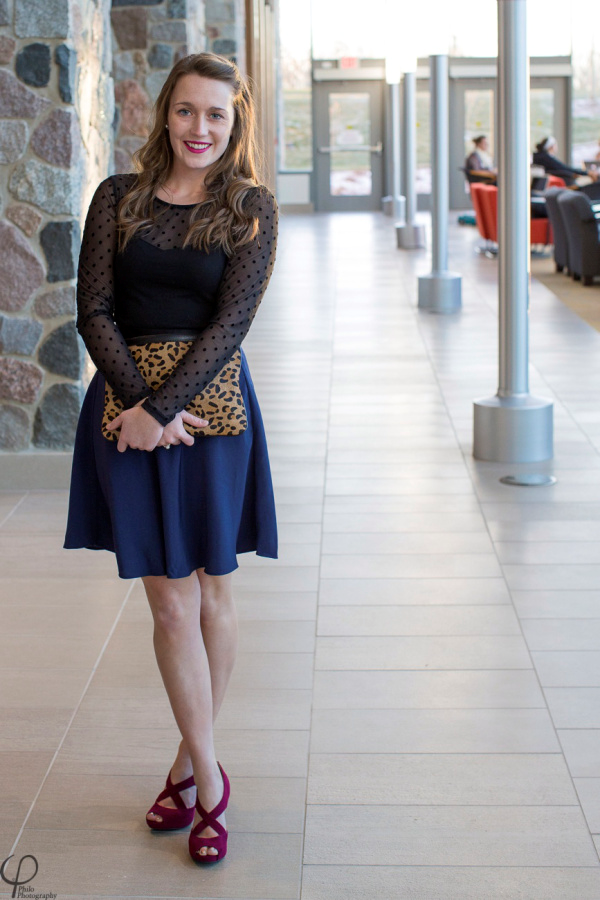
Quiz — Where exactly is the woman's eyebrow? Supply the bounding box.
[173,101,228,112]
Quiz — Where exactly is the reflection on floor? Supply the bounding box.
[3,212,600,899]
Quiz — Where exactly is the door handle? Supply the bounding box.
[318,142,383,154]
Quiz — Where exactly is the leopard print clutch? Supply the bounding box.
[101,341,248,441]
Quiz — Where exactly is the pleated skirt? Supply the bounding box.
[63,350,278,579]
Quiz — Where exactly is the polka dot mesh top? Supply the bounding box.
[76,173,278,426]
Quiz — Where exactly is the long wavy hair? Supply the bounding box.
[117,52,262,256]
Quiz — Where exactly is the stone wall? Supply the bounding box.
[111,0,208,174]
[205,0,245,69]
[0,0,113,452]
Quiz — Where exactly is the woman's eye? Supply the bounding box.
[177,109,191,116]
[210,113,224,120]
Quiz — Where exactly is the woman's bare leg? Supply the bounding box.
[142,571,231,856]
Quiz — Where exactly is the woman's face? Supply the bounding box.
[478,137,489,152]
[166,74,235,176]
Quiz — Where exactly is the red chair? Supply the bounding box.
[547,175,566,188]
[470,183,490,239]
[470,183,497,256]
[476,184,553,249]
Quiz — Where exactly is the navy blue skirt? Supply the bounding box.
[64,350,277,579]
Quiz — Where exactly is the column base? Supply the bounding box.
[473,393,554,462]
[396,222,426,249]
[418,271,462,312]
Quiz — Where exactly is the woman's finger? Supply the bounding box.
[181,411,209,427]
[106,413,123,431]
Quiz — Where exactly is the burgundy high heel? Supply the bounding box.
[188,761,230,864]
[146,769,196,831]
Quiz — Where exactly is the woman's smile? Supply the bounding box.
[184,141,212,154]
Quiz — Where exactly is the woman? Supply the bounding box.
[533,136,597,187]
[465,135,497,183]
[64,52,278,865]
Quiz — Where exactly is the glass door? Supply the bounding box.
[313,80,384,211]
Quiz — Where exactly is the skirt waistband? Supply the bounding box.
[125,331,201,345]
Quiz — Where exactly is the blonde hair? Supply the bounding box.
[117,52,262,256]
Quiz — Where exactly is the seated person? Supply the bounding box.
[465,135,497,183]
[533,136,598,186]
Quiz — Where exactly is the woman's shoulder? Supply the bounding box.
[242,183,278,214]
[92,172,138,205]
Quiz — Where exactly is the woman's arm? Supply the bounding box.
[142,186,279,426]
[76,177,152,407]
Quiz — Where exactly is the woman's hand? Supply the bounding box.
[106,404,164,453]
[156,411,209,448]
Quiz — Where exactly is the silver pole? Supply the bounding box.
[431,54,448,272]
[417,54,461,312]
[390,81,406,224]
[473,0,553,462]
[396,71,425,249]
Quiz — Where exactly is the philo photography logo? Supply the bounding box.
[0,854,57,900]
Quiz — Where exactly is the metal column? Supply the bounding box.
[390,81,406,224]
[473,0,553,462]
[396,71,425,249]
[417,55,462,312]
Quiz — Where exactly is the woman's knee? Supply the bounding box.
[143,575,199,632]
[197,571,234,614]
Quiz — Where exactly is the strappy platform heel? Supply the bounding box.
[188,761,230,864]
[146,769,196,831]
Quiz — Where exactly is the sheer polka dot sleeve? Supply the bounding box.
[76,176,151,407]
[143,186,278,426]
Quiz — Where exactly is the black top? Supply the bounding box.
[76,173,278,426]
[532,150,587,185]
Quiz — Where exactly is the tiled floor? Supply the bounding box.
[3,211,600,898]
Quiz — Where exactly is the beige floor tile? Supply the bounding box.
[558,729,600,777]
[213,730,309,778]
[310,707,559,754]
[14,826,302,898]
[320,552,502,579]
[532,651,600,687]
[317,604,520,636]
[0,536,118,578]
[237,621,315,653]
[0,708,72,751]
[235,566,319,592]
[307,752,575,805]
[312,668,544,709]
[0,492,26,525]
[318,577,511,606]
[229,653,314,691]
[574,778,600,833]
[0,491,69,533]
[0,577,128,606]
[217,689,312,730]
[513,590,600,618]
[240,543,321,567]
[234,593,317,621]
[315,635,531,670]
[545,687,600,728]
[0,751,54,805]
[303,804,596,867]
[0,667,90,708]
[301,865,600,900]
[0,633,109,670]
[322,531,494,554]
[0,601,121,639]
